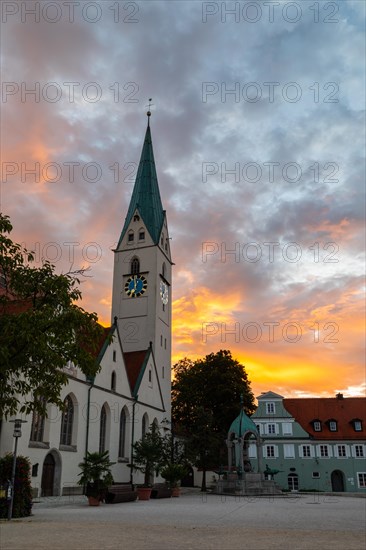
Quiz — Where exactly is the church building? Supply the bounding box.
[0,113,173,497]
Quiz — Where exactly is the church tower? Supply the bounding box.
[111,112,172,417]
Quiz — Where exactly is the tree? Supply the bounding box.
[129,423,165,486]
[172,350,256,489]
[0,454,32,518]
[0,213,104,418]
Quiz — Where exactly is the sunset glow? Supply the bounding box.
[1,1,364,399]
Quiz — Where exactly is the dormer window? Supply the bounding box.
[128,231,134,243]
[139,230,145,241]
[266,402,275,414]
[352,419,363,432]
[313,420,322,432]
[328,420,337,432]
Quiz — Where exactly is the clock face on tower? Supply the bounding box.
[125,275,147,297]
[160,281,169,304]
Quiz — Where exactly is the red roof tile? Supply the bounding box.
[124,350,148,393]
[284,397,366,440]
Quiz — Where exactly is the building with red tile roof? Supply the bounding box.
[250,392,366,493]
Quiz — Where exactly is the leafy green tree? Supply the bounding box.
[0,213,104,418]
[172,350,256,489]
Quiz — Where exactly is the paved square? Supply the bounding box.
[1,492,365,549]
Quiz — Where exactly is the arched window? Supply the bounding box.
[119,408,127,458]
[30,408,45,442]
[60,395,74,446]
[131,257,140,275]
[99,405,107,453]
[111,371,116,391]
[142,413,149,438]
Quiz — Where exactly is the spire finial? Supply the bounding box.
[146,98,153,125]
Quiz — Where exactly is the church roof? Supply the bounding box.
[124,349,150,396]
[229,409,259,436]
[118,122,164,246]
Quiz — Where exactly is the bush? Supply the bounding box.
[0,454,32,518]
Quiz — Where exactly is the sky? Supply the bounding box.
[1,0,365,399]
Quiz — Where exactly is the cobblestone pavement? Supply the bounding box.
[1,491,366,550]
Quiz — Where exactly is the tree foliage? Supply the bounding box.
[172,350,256,438]
[0,454,32,518]
[172,350,256,489]
[0,213,104,418]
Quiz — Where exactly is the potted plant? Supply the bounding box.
[78,451,115,506]
[161,463,188,497]
[130,423,164,500]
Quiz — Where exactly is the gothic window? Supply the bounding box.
[111,371,116,391]
[60,395,74,446]
[131,257,140,275]
[133,214,140,222]
[128,231,134,243]
[142,413,148,438]
[99,405,107,453]
[118,408,127,458]
[30,408,45,442]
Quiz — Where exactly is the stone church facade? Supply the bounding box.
[0,114,173,497]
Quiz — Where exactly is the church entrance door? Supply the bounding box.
[41,453,55,496]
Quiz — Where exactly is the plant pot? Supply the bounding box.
[88,496,101,506]
[137,487,152,501]
[171,487,181,497]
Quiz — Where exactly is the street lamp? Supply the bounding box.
[7,419,27,521]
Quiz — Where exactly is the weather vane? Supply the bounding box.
[146,98,154,119]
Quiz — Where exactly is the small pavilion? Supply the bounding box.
[226,406,262,476]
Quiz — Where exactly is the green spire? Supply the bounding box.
[118,120,164,246]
